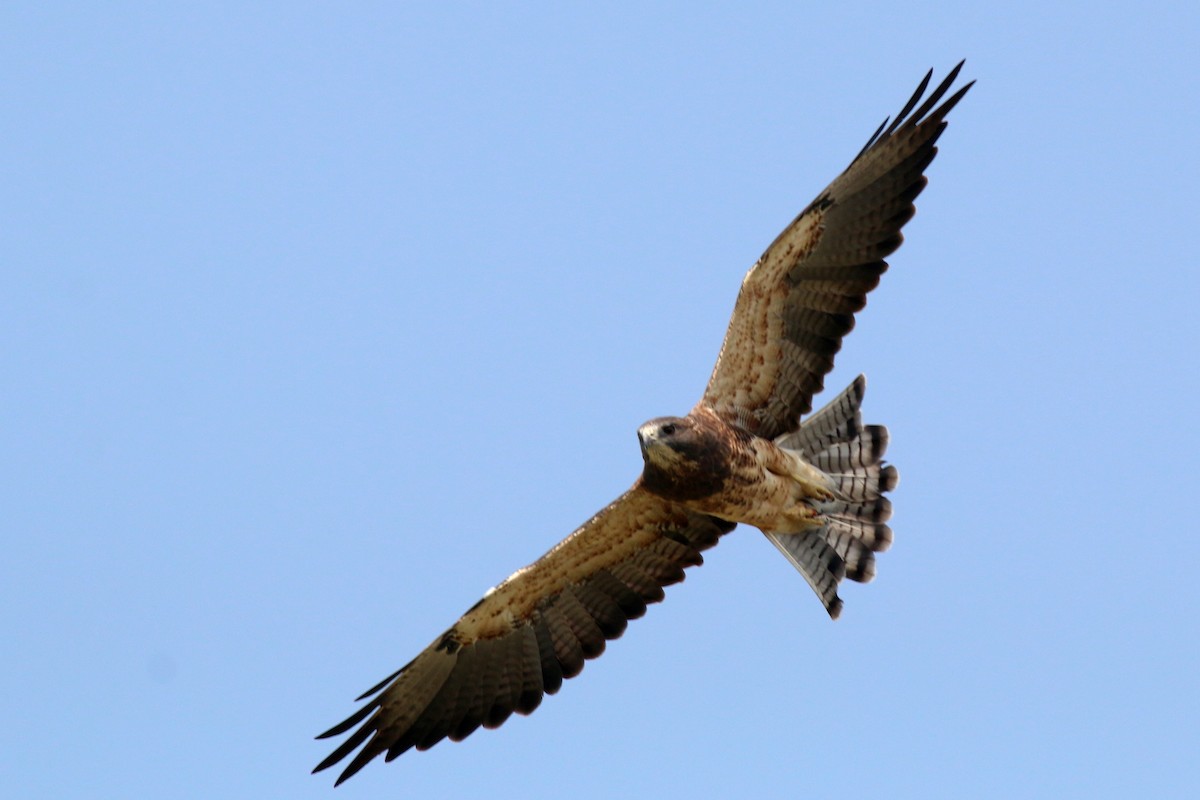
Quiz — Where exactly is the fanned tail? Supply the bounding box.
[767,375,897,618]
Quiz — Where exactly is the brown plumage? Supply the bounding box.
[314,63,972,785]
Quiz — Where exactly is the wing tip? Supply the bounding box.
[826,595,844,620]
[855,61,973,166]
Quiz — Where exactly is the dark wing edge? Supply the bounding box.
[700,62,973,440]
[312,488,734,786]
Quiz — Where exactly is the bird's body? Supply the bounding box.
[314,63,972,785]
[638,406,836,532]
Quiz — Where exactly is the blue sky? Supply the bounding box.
[3,3,1198,798]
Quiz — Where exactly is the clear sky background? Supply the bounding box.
[3,3,1198,798]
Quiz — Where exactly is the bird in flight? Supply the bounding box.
[314,62,972,785]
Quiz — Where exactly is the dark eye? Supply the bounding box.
[661,423,677,436]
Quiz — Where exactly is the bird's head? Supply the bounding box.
[636,414,729,501]
[637,416,698,468]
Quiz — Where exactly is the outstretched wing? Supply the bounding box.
[700,63,973,440]
[313,488,734,785]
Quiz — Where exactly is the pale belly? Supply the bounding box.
[684,441,835,535]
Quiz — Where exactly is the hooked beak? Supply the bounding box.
[636,423,657,461]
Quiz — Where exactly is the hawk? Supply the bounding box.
[314,63,972,785]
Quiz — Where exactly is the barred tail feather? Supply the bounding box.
[766,375,898,618]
